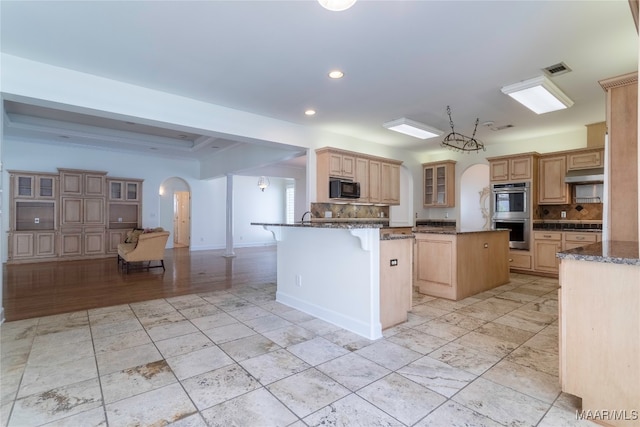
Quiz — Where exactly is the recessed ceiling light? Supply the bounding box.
[305,109,317,116]
[328,70,344,79]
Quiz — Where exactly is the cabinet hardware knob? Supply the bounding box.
[509,258,513,262]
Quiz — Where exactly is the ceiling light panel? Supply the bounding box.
[383,118,443,139]
[501,75,574,114]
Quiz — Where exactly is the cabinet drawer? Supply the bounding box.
[564,232,598,244]
[533,231,562,241]
[509,252,532,269]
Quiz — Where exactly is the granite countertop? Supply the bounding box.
[533,221,602,232]
[557,241,640,265]
[251,221,386,229]
[380,234,414,241]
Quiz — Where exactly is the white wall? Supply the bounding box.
[1,138,286,260]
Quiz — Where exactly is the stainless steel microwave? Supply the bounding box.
[330,179,361,199]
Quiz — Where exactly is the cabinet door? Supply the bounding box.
[35,232,56,257]
[510,157,532,180]
[109,181,124,200]
[381,163,400,205]
[60,232,82,256]
[125,182,140,201]
[423,166,435,206]
[490,160,509,181]
[355,158,369,202]
[369,160,381,203]
[567,150,603,170]
[14,175,35,198]
[435,164,448,205]
[84,228,105,255]
[85,174,105,197]
[61,198,83,225]
[84,198,105,224]
[538,156,569,204]
[37,176,56,199]
[107,230,127,253]
[414,236,456,299]
[11,233,34,258]
[60,171,83,195]
[534,239,562,273]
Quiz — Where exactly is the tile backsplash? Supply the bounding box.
[537,203,603,221]
[310,203,389,220]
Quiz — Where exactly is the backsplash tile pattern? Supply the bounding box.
[310,203,390,220]
[537,203,603,221]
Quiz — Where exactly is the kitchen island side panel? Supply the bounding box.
[274,226,382,340]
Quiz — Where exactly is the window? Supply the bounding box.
[286,181,295,224]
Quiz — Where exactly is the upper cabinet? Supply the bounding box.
[11,173,57,199]
[423,161,455,207]
[567,148,604,170]
[109,180,141,202]
[59,168,107,197]
[488,154,535,182]
[538,155,569,205]
[316,147,402,205]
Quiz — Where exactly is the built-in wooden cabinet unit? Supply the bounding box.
[538,155,570,204]
[488,154,534,182]
[316,147,402,205]
[7,168,143,263]
[533,231,562,273]
[600,72,638,242]
[567,148,603,170]
[422,161,455,207]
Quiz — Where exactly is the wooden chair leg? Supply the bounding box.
[161,260,165,271]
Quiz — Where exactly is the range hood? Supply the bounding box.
[565,167,605,183]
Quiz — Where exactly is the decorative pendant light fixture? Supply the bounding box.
[318,0,357,11]
[257,176,270,192]
[441,106,485,153]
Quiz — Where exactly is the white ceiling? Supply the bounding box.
[1,1,638,165]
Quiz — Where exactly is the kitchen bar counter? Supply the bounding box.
[558,240,639,426]
[252,220,386,229]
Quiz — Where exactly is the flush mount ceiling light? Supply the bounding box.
[501,75,574,114]
[383,117,443,140]
[318,0,356,11]
[304,109,316,116]
[328,70,344,79]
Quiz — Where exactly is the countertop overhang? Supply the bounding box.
[557,241,640,265]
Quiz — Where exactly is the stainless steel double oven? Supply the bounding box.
[491,182,531,250]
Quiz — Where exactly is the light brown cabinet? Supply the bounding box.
[489,155,533,182]
[380,238,413,329]
[414,231,509,300]
[567,149,603,170]
[509,250,532,270]
[7,168,143,263]
[533,231,562,273]
[423,161,455,207]
[563,232,599,250]
[538,155,569,204]
[316,147,402,205]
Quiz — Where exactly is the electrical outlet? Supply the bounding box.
[561,211,567,218]
[296,275,302,287]
[390,259,398,266]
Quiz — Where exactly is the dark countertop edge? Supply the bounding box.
[251,222,385,229]
[381,234,415,241]
[557,241,640,265]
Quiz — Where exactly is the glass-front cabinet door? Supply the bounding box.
[16,175,34,198]
[110,181,123,200]
[126,182,139,201]
[109,180,140,201]
[37,176,55,198]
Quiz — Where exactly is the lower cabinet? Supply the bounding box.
[533,232,562,274]
[9,232,56,260]
[107,229,129,254]
[60,227,105,258]
[509,250,532,271]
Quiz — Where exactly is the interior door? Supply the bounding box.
[173,191,191,247]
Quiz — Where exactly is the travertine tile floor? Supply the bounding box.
[0,273,601,426]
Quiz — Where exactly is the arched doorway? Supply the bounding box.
[460,164,490,230]
[159,177,191,249]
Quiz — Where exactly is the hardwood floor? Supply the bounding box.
[2,246,277,322]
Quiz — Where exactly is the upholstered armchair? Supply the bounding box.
[117,228,169,273]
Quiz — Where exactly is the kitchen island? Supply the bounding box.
[253,221,413,340]
[557,242,640,427]
[413,229,510,300]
